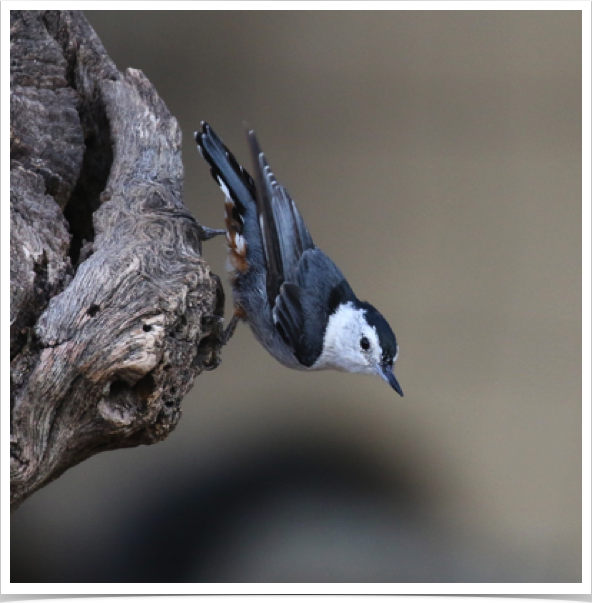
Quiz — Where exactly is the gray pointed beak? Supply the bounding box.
[380,365,403,396]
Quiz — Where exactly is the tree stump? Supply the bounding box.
[10,10,225,511]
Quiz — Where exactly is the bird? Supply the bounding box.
[195,122,403,396]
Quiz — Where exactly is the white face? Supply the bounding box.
[312,302,383,375]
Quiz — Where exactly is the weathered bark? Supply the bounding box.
[10,10,225,511]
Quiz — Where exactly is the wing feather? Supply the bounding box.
[247,129,314,306]
[246,129,352,367]
[274,283,304,359]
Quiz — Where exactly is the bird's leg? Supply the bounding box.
[199,226,226,241]
[201,313,240,347]
[220,314,240,345]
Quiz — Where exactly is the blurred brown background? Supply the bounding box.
[11,10,582,583]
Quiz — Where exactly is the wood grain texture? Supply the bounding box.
[10,10,225,511]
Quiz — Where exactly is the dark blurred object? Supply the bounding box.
[11,428,550,582]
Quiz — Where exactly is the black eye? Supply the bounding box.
[360,336,370,351]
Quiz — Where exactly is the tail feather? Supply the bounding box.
[195,122,256,214]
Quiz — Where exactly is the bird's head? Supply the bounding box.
[316,301,403,396]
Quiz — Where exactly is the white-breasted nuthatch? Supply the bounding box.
[195,122,403,395]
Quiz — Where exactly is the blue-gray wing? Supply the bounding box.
[274,248,356,367]
[246,130,356,366]
[247,130,314,306]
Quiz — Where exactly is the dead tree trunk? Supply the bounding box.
[10,10,225,511]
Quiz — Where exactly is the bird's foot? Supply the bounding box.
[201,313,240,347]
[199,313,240,370]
